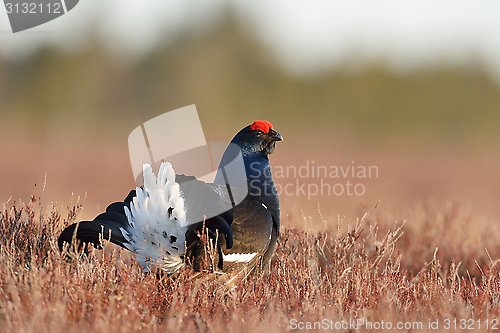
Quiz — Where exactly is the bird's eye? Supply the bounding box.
[254,130,264,136]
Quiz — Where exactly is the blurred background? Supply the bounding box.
[1,0,500,229]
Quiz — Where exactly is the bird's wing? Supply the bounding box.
[218,198,274,278]
[175,174,233,240]
[260,187,281,237]
[255,190,280,273]
[229,199,273,254]
[175,174,234,271]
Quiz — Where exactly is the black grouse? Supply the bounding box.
[58,120,283,276]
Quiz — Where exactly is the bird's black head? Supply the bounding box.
[231,120,283,157]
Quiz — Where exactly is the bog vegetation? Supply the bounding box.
[1,195,500,332]
[3,10,500,333]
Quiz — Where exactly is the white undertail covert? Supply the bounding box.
[121,162,188,274]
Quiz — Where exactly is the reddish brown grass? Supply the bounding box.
[1,197,500,332]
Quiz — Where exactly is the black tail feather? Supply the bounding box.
[57,219,130,253]
[58,190,137,253]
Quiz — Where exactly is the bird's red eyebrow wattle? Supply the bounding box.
[250,120,273,134]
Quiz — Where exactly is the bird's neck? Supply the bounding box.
[244,155,270,181]
[243,154,276,198]
[214,145,276,199]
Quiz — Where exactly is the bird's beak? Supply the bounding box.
[272,131,283,142]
